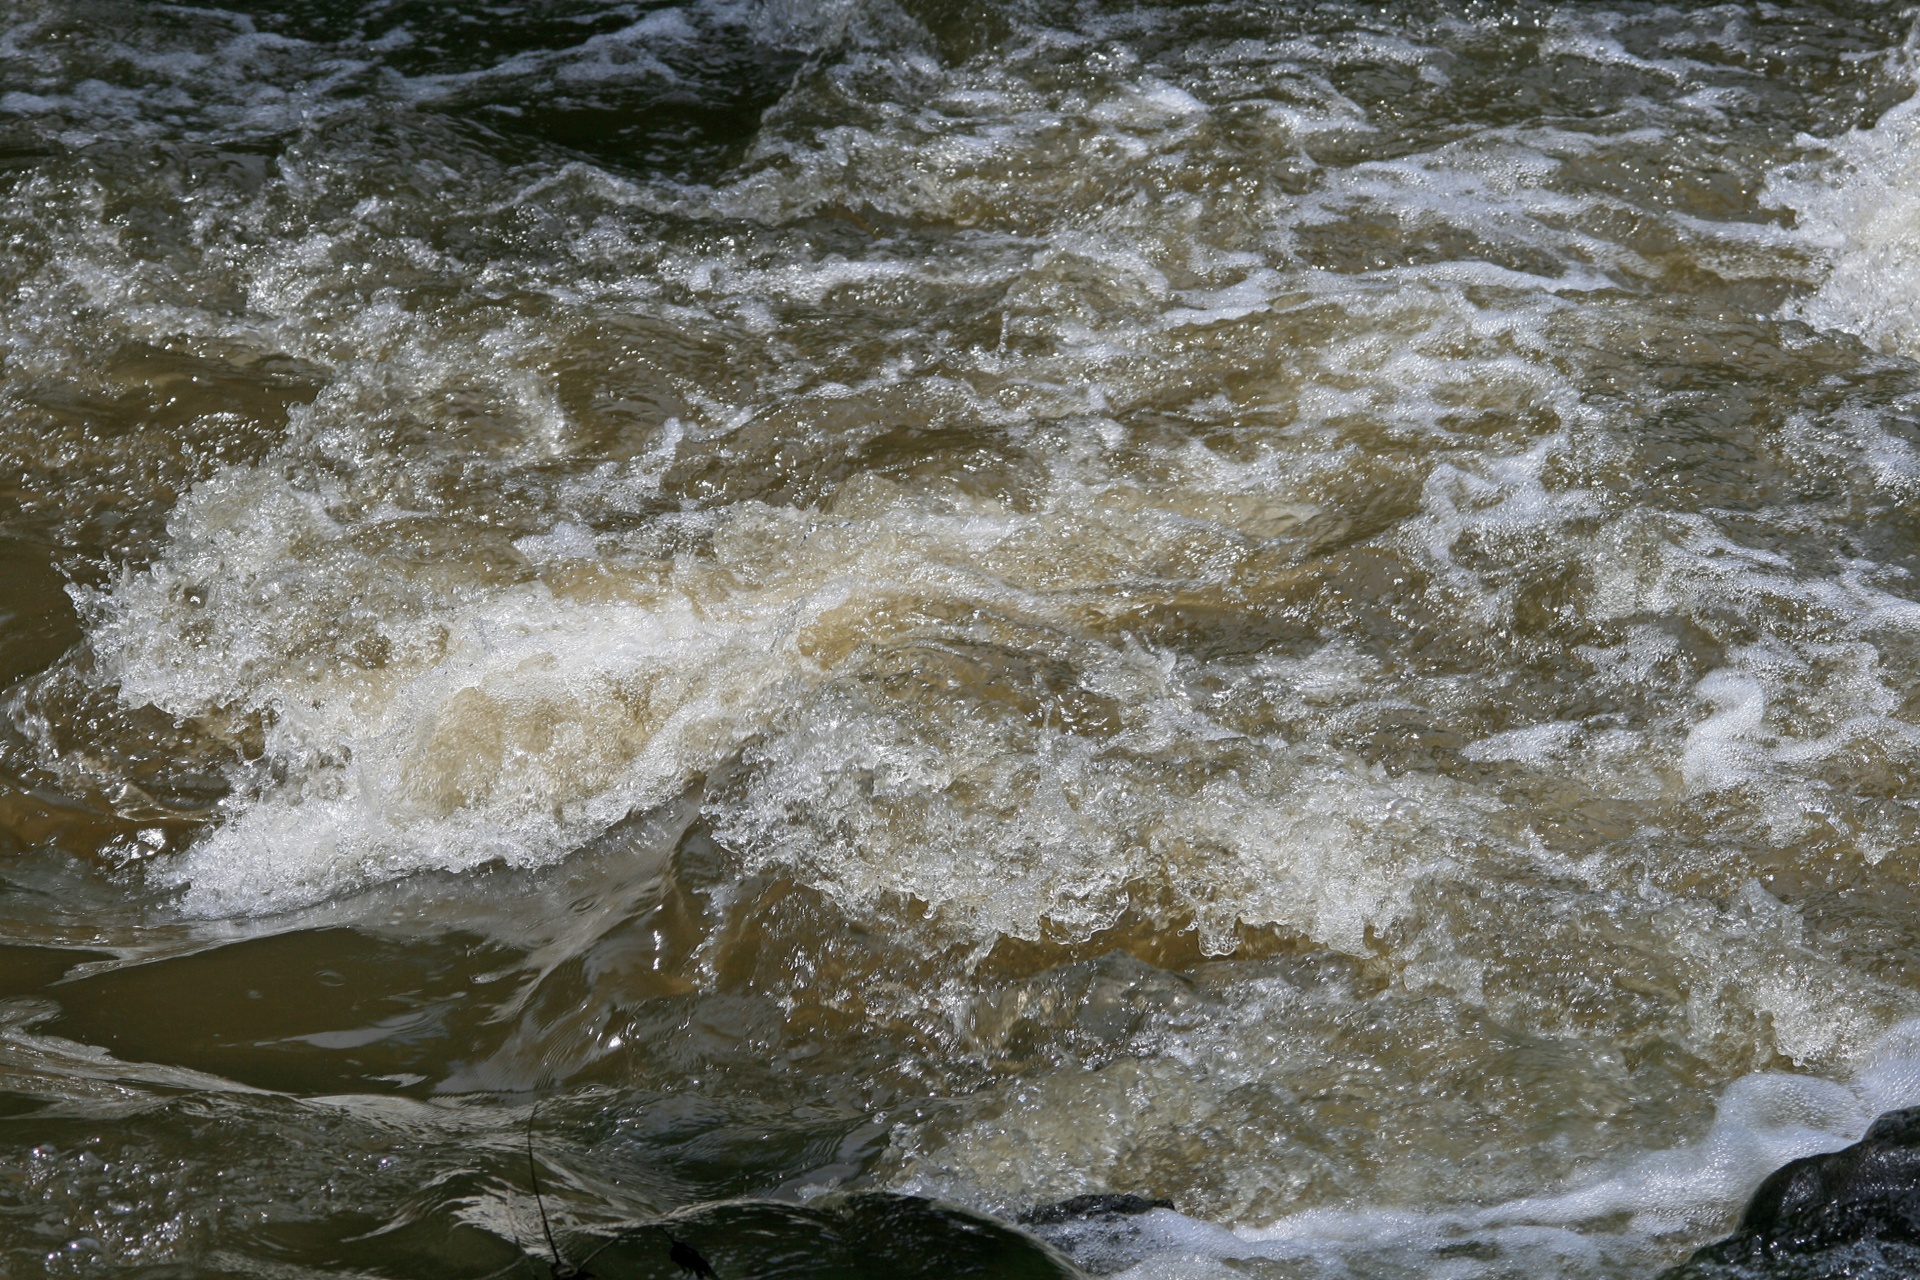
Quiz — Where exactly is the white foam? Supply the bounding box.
[1077,1019,1920,1278]
[1539,10,1714,84]
[1464,721,1580,765]
[1770,56,1920,357]
[77,442,1475,932]
[1680,669,1770,793]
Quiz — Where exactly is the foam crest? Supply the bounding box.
[88,444,1480,935]
[1024,1020,1920,1278]
[716,695,1458,954]
[1771,57,1920,357]
[80,475,821,914]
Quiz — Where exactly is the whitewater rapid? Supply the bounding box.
[4,2,1920,1276]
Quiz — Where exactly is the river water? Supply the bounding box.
[3,1,1920,1276]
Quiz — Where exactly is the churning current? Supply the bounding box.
[4,0,1920,1276]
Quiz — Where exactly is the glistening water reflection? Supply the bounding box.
[5,0,1920,1276]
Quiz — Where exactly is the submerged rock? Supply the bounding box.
[1017,1193,1177,1275]
[1018,1193,1177,1226]
[1663,1108,1920,1278]
[562,1192,1084,1279]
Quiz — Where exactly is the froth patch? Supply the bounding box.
[715,696,1454,954]
[86,460,1456,929]
[1772,69,1920,358]
[81,469,822,914]
[140,588,822,915]
[919,1017,1920,1278]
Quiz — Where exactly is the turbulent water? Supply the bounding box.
[4,0,1920,1275]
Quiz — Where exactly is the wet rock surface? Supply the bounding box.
[1664,1109,1920,1279]
[1017,1193,1177,1276]
[1017,1194,1177,1227]
[565,1192,1085,1280]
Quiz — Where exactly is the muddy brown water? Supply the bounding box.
[5,1,1920,1276]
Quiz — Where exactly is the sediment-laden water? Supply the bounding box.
[4,1,1920,1275]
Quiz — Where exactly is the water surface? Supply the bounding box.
[5,1,1920,1276]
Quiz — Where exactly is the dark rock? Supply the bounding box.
[565,1192,1084,1279]
[1662,1107,1920,1279]
[668,1236,717,1278]
[1016,1194,1176,1275]
[1017,1194,1176,1226]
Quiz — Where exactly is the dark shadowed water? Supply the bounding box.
[4,1,1920,1276]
